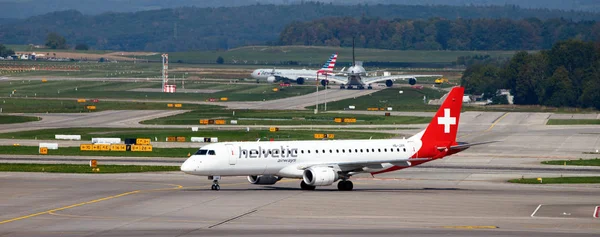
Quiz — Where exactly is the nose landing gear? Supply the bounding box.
[209,176,221,191]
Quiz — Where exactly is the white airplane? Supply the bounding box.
[250,53,337,85]
[322,40,442,89]
[181,87,492,191]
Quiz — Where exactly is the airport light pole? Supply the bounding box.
[315,74,319,114]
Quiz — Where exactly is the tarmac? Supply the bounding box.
[1,88,600,236]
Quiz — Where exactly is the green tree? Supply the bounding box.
[216,56,224,64]
[75,43,89,50]
[460,64,501,99]
[45,32,68,49]
[0,44,15,57]
[540,66,576,107]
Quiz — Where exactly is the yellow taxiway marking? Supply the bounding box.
[0,184,182,225]
[443,225,498,229]
[485,112,509,132]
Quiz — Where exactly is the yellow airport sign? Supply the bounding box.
[110,144,127,151]
[314,133,325,139]
[343,118,357,123]
[166,136,176,142]
[167,103,174,107]
[215,119,226,125]
[80,144,93,151]
[174,104,182,108]
[176,137,186,142]
[92,144,110,151]
[272,88,279,92]
[220,97,228,101]
[39,147,48,155]
[77,99,86,103]
[86,105,96,110]
[334,118,342,123]
[269,127,279,132]
[326,134,335,139]
[136,138,151,145]
[200,119,209,125]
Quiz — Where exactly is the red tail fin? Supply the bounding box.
[411,87,464,158]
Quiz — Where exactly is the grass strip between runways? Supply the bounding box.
[508,176,600,184]
[0,163,179,173]
[542,158,600,166]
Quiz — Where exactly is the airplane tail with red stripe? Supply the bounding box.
[410,86,464,158]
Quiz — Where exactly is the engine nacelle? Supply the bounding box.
[296,77,305,85]
[303,166,339,186]
[321,79,329,86]
[408,77,417,85]
[267,76,276,83]
[247,175,279,185]
[385,79,393,87]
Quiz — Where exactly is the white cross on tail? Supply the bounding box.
[437,108,456,133]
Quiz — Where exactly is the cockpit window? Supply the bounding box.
[208,150,216,155]
[195,149,208,155]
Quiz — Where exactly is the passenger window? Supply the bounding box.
[397,148,400,152]
[355,149,358,152]
[366,149,369,153]
[360,149,363,152]
[378,149,381,152]
[322,149,325,153]
[208,150,216,155]
[336,149,339,153]
[195,149,208,155]
[301,150,304,154]
[308,150,311,154]
[384,149,387,152]
[329,149,332,153]
[348,149,351,153]
[403,148,406,152]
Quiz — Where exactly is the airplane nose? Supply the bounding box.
[180,158,194,173]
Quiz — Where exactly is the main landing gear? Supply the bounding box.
[300,180,316,190]
[337,180,353,191]
[209,176,221,191]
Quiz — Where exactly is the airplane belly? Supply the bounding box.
[348,76,364,86]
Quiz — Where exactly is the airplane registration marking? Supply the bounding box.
[437,108,456,133]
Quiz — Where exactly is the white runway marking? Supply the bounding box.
[531,204,543,217]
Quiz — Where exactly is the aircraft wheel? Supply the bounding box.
[211,184,220,191]
[367,86,373,89]
[300,180,316,190]
[340,85,345,89]
[338,180,353,191]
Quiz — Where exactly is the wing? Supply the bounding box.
[362,75,442,85]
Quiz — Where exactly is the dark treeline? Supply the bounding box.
[461,40,600,109]
[1,2,600,51]
[280,17,600,50]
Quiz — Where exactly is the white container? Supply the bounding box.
[191,127,199,132]
[55,135,81,140]
[91,138,121,144]
[39,143,58,150]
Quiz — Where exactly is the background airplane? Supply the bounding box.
[250,53,337,85]
[322,40,442,89]
[181,87,494,191]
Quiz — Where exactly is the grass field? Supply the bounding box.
[142,109,431,126]
[508,176,600,184]
[0,145,196,157]
[0,127,395,141]
[546,119,600,125]
[0,80,317,102]
[136,46,517,65]
[0,98,222,113]
[542,159,600,166]
[309,87,444,111]
[0,115,40,124]
[0,163,179,173]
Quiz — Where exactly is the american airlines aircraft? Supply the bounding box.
[250,53,337,84]
[181,87,490,191]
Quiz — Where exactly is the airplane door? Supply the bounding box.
[226,144,236,165]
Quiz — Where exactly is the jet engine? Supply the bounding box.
[296,77,305,85]
[385,79,393,87]
[321,80,329,86]
[408,77,417,85]
[247,175,279,185]
[267,76,277,83]
[302,166,339,186]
